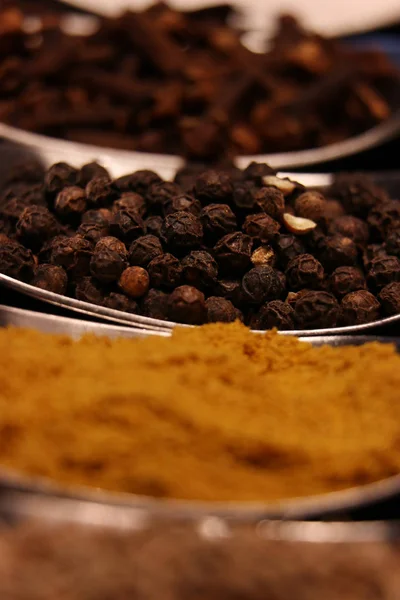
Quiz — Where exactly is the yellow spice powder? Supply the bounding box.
[0,322,399,502]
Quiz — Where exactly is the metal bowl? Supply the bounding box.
[0,304,400,521]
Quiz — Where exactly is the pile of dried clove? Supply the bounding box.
[1,159,399,330]
[0,3,398,159]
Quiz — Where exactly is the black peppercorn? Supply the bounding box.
[362,244,389,269]
[286,254,324,290]
[251,300,295,330]
[339,290,380,325]
[148,253,182,288]
[378,282,400,316]
[141,288,169,320]
[44,162,78,198]
[16,205,59,251]
[50,235,93,280]
[81,208,112,227]
[385,230,400,258]
[367,200,400,241]
[77,162,110,187]
[110,208,145,243]
[86,176,117,208]
[90,236,128,284]
[181,250,218,290]
[318,235,358,271]
[114,170,163,195]
[243,213,280,244]
[77,222,109,245]
[200,203,237,242]
[254,187,285,221]
[103,292,139,314]
[294,191,326,222]
[232,181,256,209]
[243,162,275,185]
[113,193,146,217]
[330,266,366,298]
[75,276,105,305]
[328,215,369,245]
[161,211,203,252]
[144,215,163,238]
[205,296,238,323]
[367,256,400,291]
[0,238,35,281]
[213,278,244,308]
[275,234,306,269]
[118,266,150,298]
[1,197,36,223]
[194,170,233,205]
[129,235,163,267]
[294,290,339,329]
[146,181,182,213]
[242,266,286,305]
[330,174,388,217]
[54,186,87,221]
[163,194,202,217]
[31,264,68,295]
[213,232,253,275]
[168,285,206,325]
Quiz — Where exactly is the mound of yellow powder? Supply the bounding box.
[0,322,399,502]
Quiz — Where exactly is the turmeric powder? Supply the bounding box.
[0,322,399,502]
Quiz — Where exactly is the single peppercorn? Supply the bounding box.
[367,256,400,291]
[144,215,163,238]
[146,182,182,213]
[0,238,35,281]
[232,181,256,209]
[44,162,78,198]
[75,276,105,305]
[275,234,306,269]
[328,215,369,245]
[129,235,163,267]
[194,170,233,205]
[242,266,286,305]
[161,211,203,253]
[90,236,128,284]
[385,231,400,258]
[31,264,68,295]
[181,250,218,290]
[141,289,169,320]
[294,191,326,222]
[81,208,112,227]
[339,290,380,325]
[50,235,93,280]
[330,174,388,217]
[205,296,238,323]
[148,253,182,288]
[77,222,109,245]
[0,197,38,223]
[318,235,358,271]
[253,187,285,221]
[118,266,150,299]
[77,162,110,187]
[200,203,237,242]
[54,186,87,221]
[362,244,389,269]
[213,231,253,275]
[213,278,244,308]
[163,194,201,217]
[294,290,339,329]
[243,213,280,244]
[368,200,400,241]
[378,282,400,316]
[102,292,139,314]
[330,266,366,298]
[113,170,163,195]
[286,254,324,291]
[168,285,206,325]
[86,177,117,208]
[110,208,145,243]
[113,193,146,217]
[15,206,59,251]
[251,300,295,330]
[250,245,276,267]
[243,162,275,185]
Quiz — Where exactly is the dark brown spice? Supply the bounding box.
[205,296,238,323]
[129,235,163,267]
[378,282,400,316]
[55,186,87,221]
[242,266,285,305]
[16,205,59,251]
[367,256,400,291]
[330,266,366,298]
[286,254,324,290]
[103,292,139,314]
[148,253,182,289]
[141,288,169,320]
[31,263,67,295]
[251,300,295,330]
[181,250,218,290]
[118,266,150,298]
[339,290,380,325]
[168,285,206,324]
[90,236,128,283]
[294,290,339,329]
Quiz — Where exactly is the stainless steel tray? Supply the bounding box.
[0,303,399,521]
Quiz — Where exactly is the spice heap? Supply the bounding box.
[0,523,399,600]
[0,3,397,158]
[0,322,400,501]
[1,160,400,329]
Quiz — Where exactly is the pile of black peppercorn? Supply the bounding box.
[0,159,399,330]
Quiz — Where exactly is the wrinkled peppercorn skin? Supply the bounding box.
[141,288,169,320]
[200,203,237,242]
[75,276,105,305]
[148,253,182,289]
[103,292,139,314]
[194,171,233,205]
[31,264,67,295]
[286,254,324,291]
[251,300,295,330]
[206,296,238,323]
[330,266,366,298]
[379,282,400,316]
[168,285,206,325]
[294,291,339,329]
[16,205,59,251]
[213,232,253,275]
[242,266,285,305]
[50,235,93,280]
[129,235,163,267]
[339,290,380,326]
[161,211,203,253]
[181,250,218,290]
[243,213,280,244]
[0,239,35,281]
[367,256,400,291]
